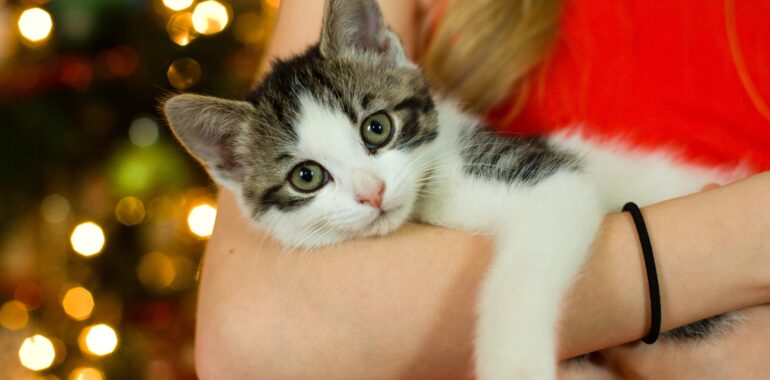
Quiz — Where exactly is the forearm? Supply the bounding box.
[195,173,770,379]
[196,197,488,379]
[560,172,770,357]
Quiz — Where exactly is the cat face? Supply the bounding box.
[163,0,438,247]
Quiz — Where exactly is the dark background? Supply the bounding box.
[0,0,276,378]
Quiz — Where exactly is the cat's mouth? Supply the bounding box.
[362,204,409,236]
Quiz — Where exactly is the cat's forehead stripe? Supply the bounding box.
[307,65,356,124]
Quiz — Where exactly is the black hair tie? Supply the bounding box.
[623,202,661,344]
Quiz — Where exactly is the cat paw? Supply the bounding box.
[475,339,556,380]
[475,357,555,380]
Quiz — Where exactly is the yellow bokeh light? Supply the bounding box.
[264,0,280,9]
[0,300,29,330]
[137,251,176,291]
[70,222,106,257]
[40,193,70,223]
[69,367,104,380]
[233,12,267,44]
[18,335,56,371]
[167,12,198,46]
[62,287,94,321]
[163,0,194,11]
[187,203,216,237]
[18,7,53,43]
[79,324,118,357]
[115,196,145,226]
[167,57,201,90]
[191,0,229,35]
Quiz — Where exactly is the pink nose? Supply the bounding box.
[357,182,385,209]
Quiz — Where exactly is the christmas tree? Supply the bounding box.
[0,1,277,378]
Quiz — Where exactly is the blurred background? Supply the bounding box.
[0,0,277,379]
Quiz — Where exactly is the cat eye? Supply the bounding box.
[288,161,329,193]
[360,112,393,150]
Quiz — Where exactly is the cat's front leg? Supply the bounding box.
[475,173,603,380]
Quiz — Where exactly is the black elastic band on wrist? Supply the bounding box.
[623,202,661,344]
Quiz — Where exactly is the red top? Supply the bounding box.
[488,0,770,171]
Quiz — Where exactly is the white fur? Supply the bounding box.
[257,94,421,248]
[250,95,744,378]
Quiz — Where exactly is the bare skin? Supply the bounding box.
[194,2,770,379]
[195,174,770,379]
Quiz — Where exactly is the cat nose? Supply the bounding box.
[357,182,385,209]
[353,171,385,209]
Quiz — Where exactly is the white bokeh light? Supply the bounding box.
[163,0,195,11]
[187,204,216,237]
[18,335,56,371]
[18,8,53,42]
[70,222,106,257]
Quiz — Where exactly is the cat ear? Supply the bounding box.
[319,0,414,68]
[163,94,254,189]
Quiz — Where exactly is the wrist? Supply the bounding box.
[756,172,770,302]
[738,172,770,303]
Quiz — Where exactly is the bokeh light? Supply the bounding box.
[191,0,229,35]
[167,12,198,46]
[79,324,118,356]
[187,203,216,237]
[137,251,175,291]
[115,196,146,226]
[70,222,106,257]
[18,7,53,43]
[128,117,159,147]
[233,12,266,44]
[62,286,95,321]
[163,0,194,11]
[167,57,201,90]
[0,300,29,330]
[14,281,44,310]
[147,196,179,224]
[18,335,56,371]
[69,367,104,380]
[40,193,71,223]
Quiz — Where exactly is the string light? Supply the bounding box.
[18,335,56,371]
[115,196,146,226]
[40,193,70,223]
[163,0,194,12]
[191,0,229,35]
[0,300,29,330]
[70,222,106,257]
[79,324,118,357]
[62,286,95,321]
[167,57,201,90]
[137,251,176,291]
[233,12,266,44]
[14,281,44,310]
[70,367,104,380]
[18,7,53,43]
[187,203,216,237]
[128,117,159,147]
[147,196,178,224]
[167,12,198,46]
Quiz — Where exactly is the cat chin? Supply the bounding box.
[271,204,412,250]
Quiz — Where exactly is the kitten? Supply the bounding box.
[163,0,741,378]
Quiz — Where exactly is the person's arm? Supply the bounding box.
[195,171,770,379]
[194,2,770,378]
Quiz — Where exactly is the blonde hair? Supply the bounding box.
[423,0,562,116]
